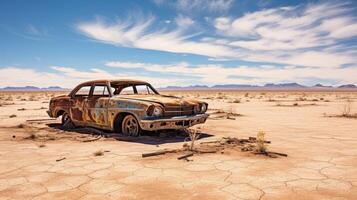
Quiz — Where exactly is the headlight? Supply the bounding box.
[194,105,201,114]
[146,105,163,117]
[153,106,163,117]
[200,103,207,113]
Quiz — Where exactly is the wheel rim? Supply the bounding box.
[122,115,139,136]
[62,113,70,125]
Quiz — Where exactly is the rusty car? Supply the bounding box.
[47,79,209,136]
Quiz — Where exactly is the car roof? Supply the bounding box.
[78,79,149,86]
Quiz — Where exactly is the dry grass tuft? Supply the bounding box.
[184,128,201,151]
[342,99,352,116]
[231,99,241,103]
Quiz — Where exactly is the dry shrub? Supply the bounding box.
[93,150,104,156]
[231,99,241,103]
[256,132,267,153]
[26,133,37,140]
[185,128,200,151]
[29,95,38,101]
[342,99,352,116]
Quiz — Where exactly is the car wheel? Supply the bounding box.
[62,112,74,129]
[121,115,140,137]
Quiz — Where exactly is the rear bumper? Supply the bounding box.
[139,114,209,131]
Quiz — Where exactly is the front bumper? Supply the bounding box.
[140,113,209,131]
[46,110,54,118]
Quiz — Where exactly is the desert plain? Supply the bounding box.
[0,90,356,200]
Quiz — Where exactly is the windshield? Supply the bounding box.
[110,84,159,95]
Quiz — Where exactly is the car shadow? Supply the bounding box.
[46,123,214,145]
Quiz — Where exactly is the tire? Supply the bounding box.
[61,112,74,129]
[121,115,140,137]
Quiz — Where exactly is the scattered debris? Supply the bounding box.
[324,113,357,119]
[26,118,56,122]
[93,150,104,156]
[142,131,287,160]
[142,149,178,158]
[56,157,66,162]
[276,102,317,107]
[81,135,102,142]
[209,110,243,120]
[231,99,241,103]
[177,152,194,160]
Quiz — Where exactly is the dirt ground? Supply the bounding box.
[0,90,357,200]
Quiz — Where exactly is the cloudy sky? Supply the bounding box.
[1,0,357,88]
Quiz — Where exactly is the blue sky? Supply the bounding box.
[0,0,356,87]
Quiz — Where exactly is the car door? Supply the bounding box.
[84,84,110,127]
[70,85,92,123]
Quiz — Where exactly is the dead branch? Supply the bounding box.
[56,157,66,162]
[177,152,194,160]
[141,149,177,158]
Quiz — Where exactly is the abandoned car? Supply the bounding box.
[47,80,209,136]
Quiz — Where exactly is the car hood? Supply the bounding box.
[111,94,202,106]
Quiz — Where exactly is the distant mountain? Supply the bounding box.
[313,84,333,88]
[264,83,306,88]
[160,82,357,90]
[212,84,259,89]
[161,85,210,90]
[338,84,357,88]
[0,86,67,91]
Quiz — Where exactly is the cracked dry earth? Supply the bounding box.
[0,91,357,199]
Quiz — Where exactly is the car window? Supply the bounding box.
[136,85,155,95]
[120,86,135,95]
[74,86,91,97]
[92,85,110,97]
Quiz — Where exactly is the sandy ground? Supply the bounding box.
[0,90,357,200]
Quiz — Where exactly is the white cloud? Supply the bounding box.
[0,67,79,88]
[176,0,234,12]
[77,16,235,58]
[0,66,190,88]
[27,24,48,36]
[175,15,194,27]
[106,61,357,86]
[77,2,357,70]
[1,62,356,88]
